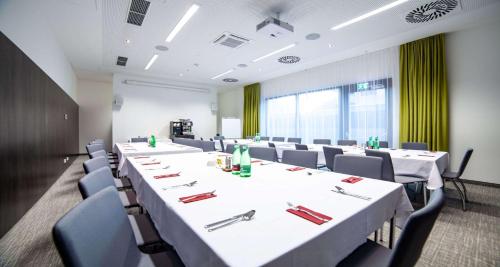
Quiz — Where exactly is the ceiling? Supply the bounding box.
[44,0,500,88]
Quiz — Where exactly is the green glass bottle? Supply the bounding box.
[232,144,241,175]
[368,136,373,149]
[255,132,261,143]
[240,145,251,177]
[374,136,380,149]
[149,135,156,148]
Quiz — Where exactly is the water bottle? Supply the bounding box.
[239,145,251,177]
[149,135,156,148]
[374,136,379,149]
[232,144,241,175]
[255,132,261,143]
[368,136,373,149]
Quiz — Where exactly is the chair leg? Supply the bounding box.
[374,230,378,243]
[423,182,427,206]
[451,180,466,211]
[458,179,469,202]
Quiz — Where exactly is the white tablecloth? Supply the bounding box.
[127,152,413,267]
[113,142,202,176]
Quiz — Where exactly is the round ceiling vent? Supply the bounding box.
[155,45,169,51]
[405,0,458,24]
[222,78,238,82]
[278,56,301,64]
[237,64,248,68]
[305,33,320,40]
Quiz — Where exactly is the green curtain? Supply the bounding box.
[400,34,449,151]
[243,83,260,137]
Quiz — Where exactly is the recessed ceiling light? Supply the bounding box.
[144,54,159,70]
[328,43,334,48]
[210,69,234,80]
[179,73,184,77]
[125,39,131,44]
[237,64,248,68]
[165,4,200,42]
[252,43,297,62]
[331,0,409,31]
[223,78,238,82]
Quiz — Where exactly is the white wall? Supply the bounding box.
[217,87,244,136]
[112,74,217,143]
[446,19,500,184]
[76,79,113,153]
[0,0,77,101]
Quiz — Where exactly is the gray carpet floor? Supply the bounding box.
[0,156,499,266]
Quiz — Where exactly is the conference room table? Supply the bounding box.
[219,140,449,190]
[126,151,413,267]
[113,141,202,176]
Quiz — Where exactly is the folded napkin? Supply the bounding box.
[287,206,332,225]
[134,156,150,159]
[179,192,217,203]
[154,172,180,179]
[341,176,363,184]
[141,162,160,166]
[287,166,306,172]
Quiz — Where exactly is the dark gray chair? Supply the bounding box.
[333,155,383,179]
[260,136,270,141]
[442,148,473,211]
[174,138,202,149]
[268,142,276,148]
[78,168,169,254]
[226,144,235,154]
[90,150,118,164]
[364,150,396,182]
[287,137,302,144]
[213,135,225,140]
[323,146,343,171]
[295,144,308,150]
[313,139,331,145]
[282,150,318,169]
[86,143,105,155]
[272,137,285,142]
[53,187,183,267]
[83,157,130,189]
[200,140,216,152]
[131,137,148,143]
[90,139,104,144]
[402,142,428,151]
[366,141,389,148]
[338,139,357,146]
[337,188,445,267]
[249,147,278,162]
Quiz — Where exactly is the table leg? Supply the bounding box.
[389,217,395,249]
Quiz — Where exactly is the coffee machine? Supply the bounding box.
[170,119,194,139]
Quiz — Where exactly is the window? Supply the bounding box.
[266,95,296,138]
[264,78,392,144]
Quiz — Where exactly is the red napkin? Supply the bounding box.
[251,160,262,163]
[179,192,217,203]
[287,166,306,172]
[287,206,332,225]
[141,162,160,166]
[134,156,150,159]
[154,172,180,179]
[342,176,363,184]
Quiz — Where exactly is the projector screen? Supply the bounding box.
[221,118,241,138]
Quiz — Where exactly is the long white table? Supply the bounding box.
[113,141,202,176]
[127,152,413,267]
[220,140,448,190]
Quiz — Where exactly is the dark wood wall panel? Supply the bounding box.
[0,31,79,237]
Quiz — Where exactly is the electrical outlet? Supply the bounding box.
[64,114,68,120]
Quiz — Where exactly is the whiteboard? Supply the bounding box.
[221,118,241,138]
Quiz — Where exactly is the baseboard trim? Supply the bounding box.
[461,179,500,188]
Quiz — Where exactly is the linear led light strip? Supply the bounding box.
[331,0,409,31]
[144,54,159,70]
[211,69,234,80]
[123,80,210,93]
[252,43,296,62]
[166,4,200,42]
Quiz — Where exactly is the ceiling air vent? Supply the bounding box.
[278,56,300,64]
[406,0,458,24]
[116,56,128,66]
[127,0,150,26]
[213,32,250,49]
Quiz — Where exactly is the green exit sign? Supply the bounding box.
[357,82,369,90]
